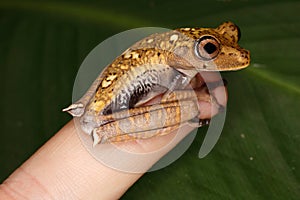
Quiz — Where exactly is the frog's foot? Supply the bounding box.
[92,128,104,146]
[62,103,85,117]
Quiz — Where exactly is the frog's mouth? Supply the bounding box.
[139,72,228,120]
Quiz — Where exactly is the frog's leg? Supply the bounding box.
[93,118,211,145]
[93,123,181,145]
[94,88,213,125]
[92,99,199,145]
[92,82,223,145]
[92,85,218,145]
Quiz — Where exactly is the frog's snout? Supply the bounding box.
[238,49,250,67]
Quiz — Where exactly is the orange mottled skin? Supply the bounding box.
[63,21,250,145]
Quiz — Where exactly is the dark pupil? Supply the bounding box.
[203,42,217,54]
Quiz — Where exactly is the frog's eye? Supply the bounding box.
[195,36,220,60]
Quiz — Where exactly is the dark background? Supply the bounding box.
[1,0,299,199]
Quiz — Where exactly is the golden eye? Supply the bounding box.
[195,36,220,60]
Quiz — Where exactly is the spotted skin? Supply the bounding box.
[63,21,250,145]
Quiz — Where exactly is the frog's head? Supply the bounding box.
[176,21,250,71]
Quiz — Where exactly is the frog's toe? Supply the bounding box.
[62,103,85,117]
[92,129,103,147]
[188,118,210,127]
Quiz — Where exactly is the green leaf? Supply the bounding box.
[0,0,299,199]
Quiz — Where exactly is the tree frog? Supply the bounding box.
[63,21,250,145]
